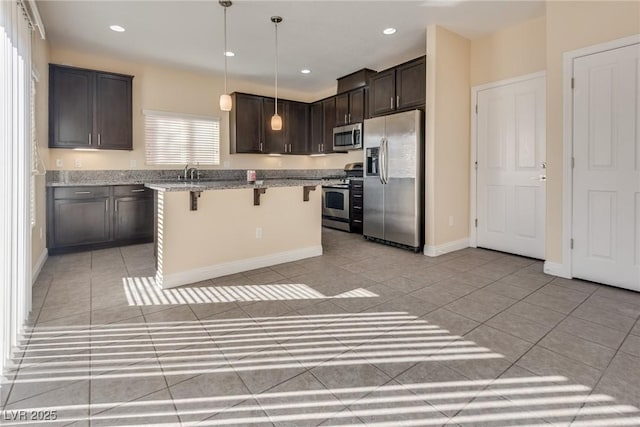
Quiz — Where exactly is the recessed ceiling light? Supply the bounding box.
[383,28,397,35]
[301,69,311,74]
[109,25,125,33]
[224,51,235,57]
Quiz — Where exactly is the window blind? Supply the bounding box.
[144,110,220,165]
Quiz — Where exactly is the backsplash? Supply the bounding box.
[46,169,345,185]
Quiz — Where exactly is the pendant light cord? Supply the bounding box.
[223,5,228,94]
[274,20,278,115]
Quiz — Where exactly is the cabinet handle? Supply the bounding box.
[259,141,263,151]
[97,133,101,146]
[390,97,394,109]
[397,95,400,108]
[289,143,292,152]
[115,200,118,212]
[344,114,347,124]
[131,189,145,193]
[353,194,363,198]
[353,206,362,210]
[74,191,91,194]
[353,219,362,224]
[105,200,108,212]
[348,113,351,123]
[88,134,92,145]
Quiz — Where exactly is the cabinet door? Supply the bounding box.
[263,98,286,153]
[114,196,154,241]
[287,101,309,154]
[96,73,133,150]
[349,88,365,123]
[232,94,264,153]
[396,56,426,110]
[310,101,323,154]
[52,198,110,247]
[49,65,94,148]
[369,69,396,117]
[322,97,336,152]
[335,93,349,126]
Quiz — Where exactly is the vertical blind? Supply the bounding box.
[144,110,220,165]
[0,0,33,378]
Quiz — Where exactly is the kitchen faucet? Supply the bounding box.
[187,166,200,181]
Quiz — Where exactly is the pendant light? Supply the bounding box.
[219,0,233,111]
[271,16,283,131]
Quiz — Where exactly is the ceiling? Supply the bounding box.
[37,1,545,97]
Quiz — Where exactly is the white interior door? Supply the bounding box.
[572,43,640,291]
[476,76,546,259]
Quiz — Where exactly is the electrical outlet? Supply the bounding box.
[130,159,137,168]
[255,227,263,239]
[55,159,63,167]
[448,215,454,226]
[74,159,82,168]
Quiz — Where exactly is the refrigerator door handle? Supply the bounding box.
[378,138,385,184]
[381,138,389,184]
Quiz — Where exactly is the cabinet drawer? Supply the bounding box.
[350,180,363,190]
[113,185,152,197]
[53,186,110,199]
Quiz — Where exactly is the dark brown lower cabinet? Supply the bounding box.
[350,179,363,234]
[114,186,154,241]
[52,196,110,247]
[48,185,154,254]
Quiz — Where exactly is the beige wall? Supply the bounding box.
[159,186,321,286]
[425,26,471,250]
[470,16,546,87]
[47,48,361,172]
[545,1,640,263]
[31,35,50,272]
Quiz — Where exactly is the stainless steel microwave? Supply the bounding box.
[333,123,362,151]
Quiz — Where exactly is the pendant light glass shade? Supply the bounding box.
[271,16,283,131]
[219,1,232,111]
[271,113,282,131]
[219,93,232,111]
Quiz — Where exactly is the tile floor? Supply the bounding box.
[1,228,639,426]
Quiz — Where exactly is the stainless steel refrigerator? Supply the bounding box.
[363,109,423,252]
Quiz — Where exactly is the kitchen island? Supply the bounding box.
[145,179,324,289]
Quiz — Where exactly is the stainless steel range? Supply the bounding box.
[322,163,363,232]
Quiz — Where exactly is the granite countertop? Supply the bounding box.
[46,178,338,191]
[46,180,149,187]
[145,178,331,192]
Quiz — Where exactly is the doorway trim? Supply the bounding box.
[469,71,546,249]
[551,34,640,279]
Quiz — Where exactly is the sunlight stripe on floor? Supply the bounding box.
[122,278,379,306]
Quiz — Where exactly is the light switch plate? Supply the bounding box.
[74,159,82,168]
[55,159,63,167]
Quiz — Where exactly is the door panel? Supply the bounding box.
[115,197,154,241]
[384,177,418,247]
[573,43,640,291]
[96,73,132,150]
[53,198,110,247]
[363,116,385,240]
[50,66,94,148]
[476,75,546,259]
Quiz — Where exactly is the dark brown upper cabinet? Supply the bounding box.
[309,101,324,154]
[322,97,337,153]
[49,64,133,150]
[286,101,309,154]
[335,87,365,126]
[231,93,309,155]
[369,56,425,117]
[230,93,266,153]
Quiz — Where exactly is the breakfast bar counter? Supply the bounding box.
[150,181,324,289]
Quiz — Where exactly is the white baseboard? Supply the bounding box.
[543,261,571,279]
[31,248,48,285]
[424,238,469,257]
[159,245,323,289]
